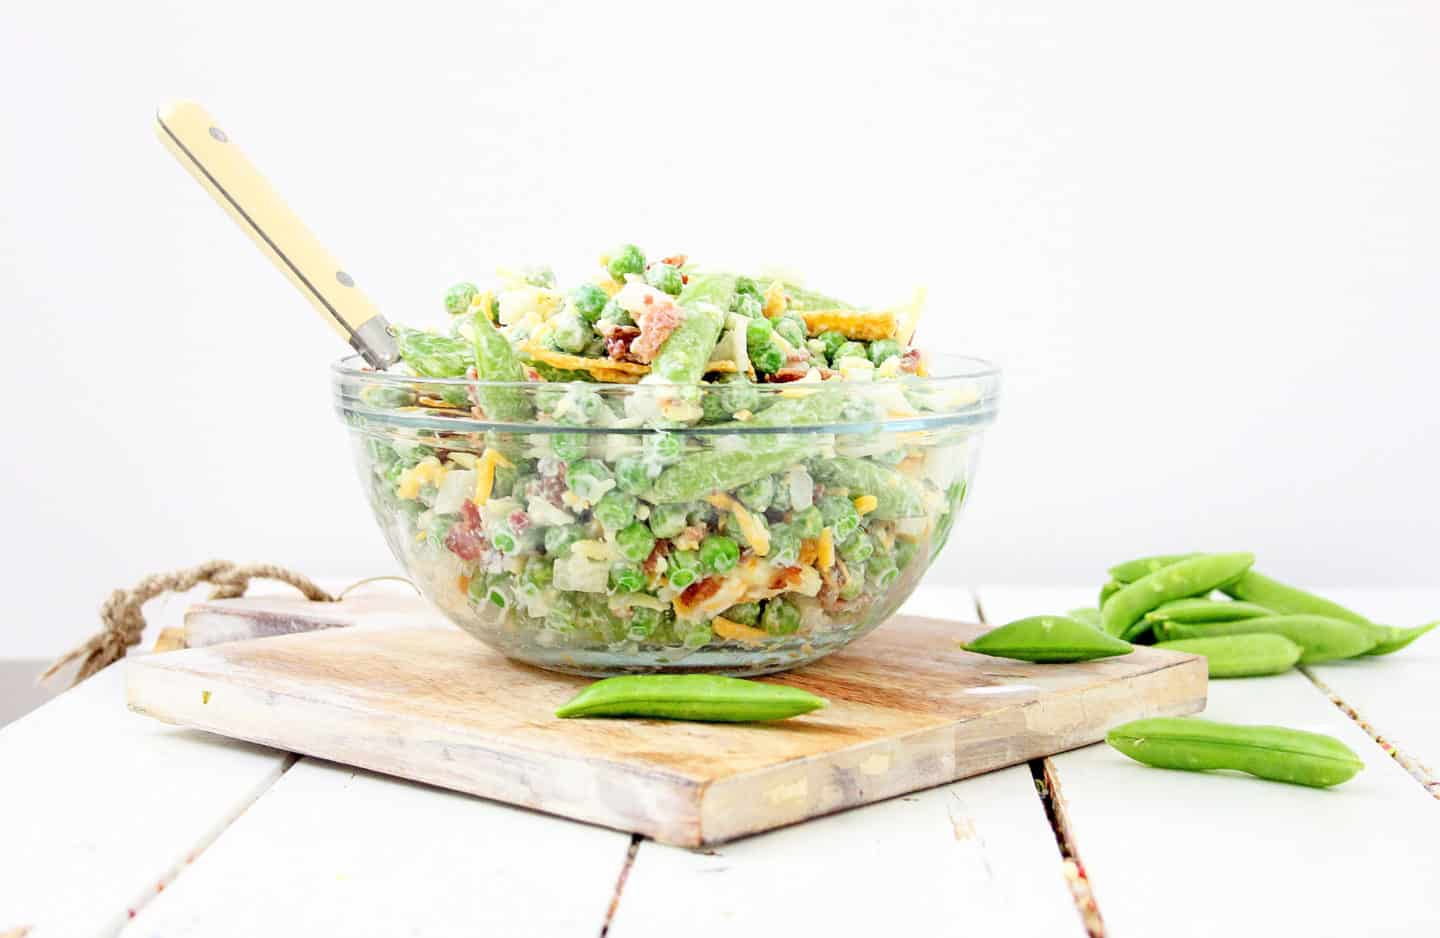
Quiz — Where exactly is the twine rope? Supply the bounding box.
[41,560,342,687]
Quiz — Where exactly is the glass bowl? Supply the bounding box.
[333,354,1000,676]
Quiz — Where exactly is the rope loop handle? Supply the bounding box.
[42,561,337,686]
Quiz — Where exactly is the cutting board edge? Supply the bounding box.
[125,657,712,847]
[694,653,1208,845]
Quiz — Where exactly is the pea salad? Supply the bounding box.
[339,245,999,675]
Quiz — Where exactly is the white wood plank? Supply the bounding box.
[0,661,291,937]
[120,758,632,938]
[610,588,1086,938]
[610,765,1084,938]
[979,588,1440,938]
[1305,588,1440,790]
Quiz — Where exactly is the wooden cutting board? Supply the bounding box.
[127,614,1206,847]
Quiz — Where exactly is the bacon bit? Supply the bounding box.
[674,524,707,551]
[630,302,682,363]
[445,520,488,562]
[681,273,690,284]
[508,510,531,534]
[898,348,922,374]
[661,254,688,267]
[642,539,671,576]
[766,368,810,383]
[768,566,804,591]
[605,334,635,360]
[642,294,654,305]
[680,576,723,609]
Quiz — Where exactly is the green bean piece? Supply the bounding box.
[394,327,472,377]
[809,457,924,520]
[1107,553,1200,584]
[647,446,810,504]
[1162,614,1377,664]
[470,312,534,421]
[1100,553,1255,638]
[1362,621,1438,657]
[1153,634,1303,678]
[1219,570,1373,628]
[1144,599,1274,625]
[963,615,1133,663]
[555,675,827,722]
[1106,717,1364,788]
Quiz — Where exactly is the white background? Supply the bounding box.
[2,1,1437,657]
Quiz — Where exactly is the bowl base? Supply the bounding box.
[496,643,842,678]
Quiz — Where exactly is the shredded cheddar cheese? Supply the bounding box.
[799,539,819,566]
[712,615,769,646]
[397,457,447,500]
[705,493,770,556]
[853,495,878,516]
[762,281,787,317]
[816,527,835,570]
[473,449,514,505]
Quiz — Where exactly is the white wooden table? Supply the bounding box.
[4,585,1437,938]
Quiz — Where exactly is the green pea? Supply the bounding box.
[600,296,634,326]
[723,602,762,627]
[893,538,918,572]
[963,615,1133,663]
[607,244,645,281]
[1220,570,1372,628]
[647,503,691,539]
[593,490,639,533]
[767,525,802,567]
[734,276,761,298]
[838,563,867,600]
[522,266,556,288]
[643,432,683,465]
[1108,553,1200,584]
[736,475,775,513]
[544,524,585,557]
[556,674,826,722]
[567,459,614,504]
[626,606,663,641]
[733,292,764,319]
[1106,717,1364,788]
[1162,614,1376,663]
[1153,634,1303,678]
[613,455,651,495]
[868,550,900,590]
[1101,553,1256,639]
[615,522,657,564]
[1362,621,1438,657]
[831,341,867,366]
[761,598,801,635]
[1144,599,1275,625]
[646,263,684,296]
[792,505,824,539]
[774,317,807,349]
[839,532,874,563]
[700,535,740,574]
[815,330,848,360]
[609,563,646,593]
[867,338,901,366]
[752,343,785,375]
[817,495,861,542]
[668,549,701,588]
[548,312,590,354]
[444,281,478,316]
[570,283,610,322]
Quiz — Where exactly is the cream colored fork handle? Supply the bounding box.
[155,101,399,369]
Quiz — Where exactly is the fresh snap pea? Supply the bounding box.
[963,615,1133,663]
[1220,570,1371,628]
[1068,607,1103,630]
[1362,621,1438,657]
[1153,634,1303,678]
[1101,553,1256,639]
[1162,614,1376,664]
[1144,599,1275,625]
[1099,580,1122,608]
[1106,717,1364,788]
[1107,553,1199,584]
[471,311,533,421]
[554,674,827,722]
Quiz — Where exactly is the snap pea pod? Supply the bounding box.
[963,615,1133,663]
[753,277,853,311]
[1362,621,1438,657]
[1162,614,1376,664]
[1101,553,1255,639]
[1106,717,1364,788]
[808,456,925,520]
[554,674,826,722]
[1220,570,1372,628]
[645,274,730,386]
[1099,580,1122,608]
[1144,599,1275,625]
[1068,607,1103,630]
[1107,553,1199,584]
[394,326,472,378]
[647,445,810,503]
[471,311,533,421]
[1153,634,1303,678]
[732,390,847,428]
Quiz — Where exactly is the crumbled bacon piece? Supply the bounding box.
[630,302,681,363]
[898,348,921,374]
[508,510,531,533]
[660,254,688,267]
[606,334,635,360]
[766,368,810,383]
[680,577,723,608]
[642,539,671,576]
[769,566,804,591]
[446,500,489,561]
